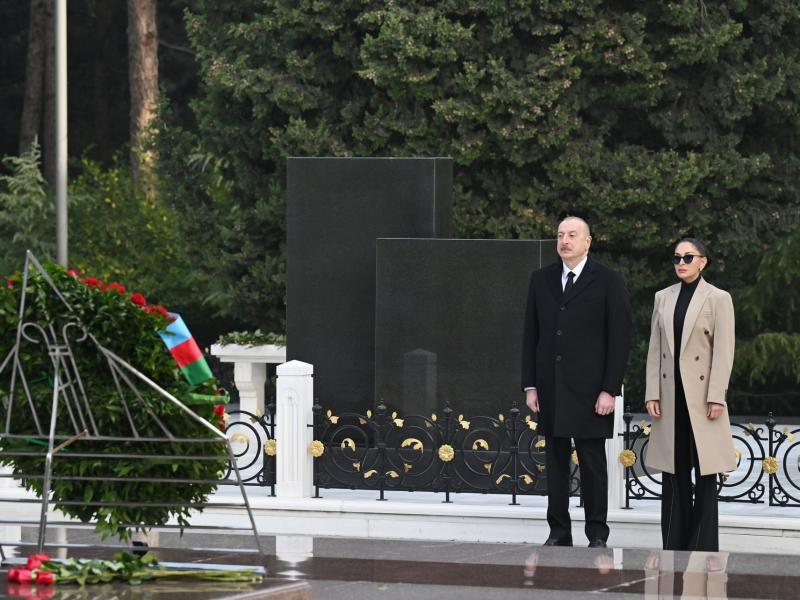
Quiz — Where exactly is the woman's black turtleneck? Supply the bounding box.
[674,276,701,380]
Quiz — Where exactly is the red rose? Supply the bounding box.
[5,278,13,289]
[155,305,170,318]
[32,553,51,562]
[66,269,79,277]
[25,557,42,570]
[213,404,225,416]
[35,571,55,585]
[7,568,20,582]
[218,420,226,430]
[107,282,126,294]
[16,570,33,583]
[130,292,147,306]
[83,277,101,288]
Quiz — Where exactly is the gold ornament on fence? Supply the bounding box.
[619,449,637,468]
[534,439,546,449]
[308,440,325,458]
[525,415,538,431]
[438,444,455,462]
[264,439,277,457]
[326,410,339,425]
[762,456,779,475]
[496,474,510,484]
[571,450,579,465]
[230,433,249,445]
[472,438,489,451]
[521,474,534,485]
[401,438,424,453]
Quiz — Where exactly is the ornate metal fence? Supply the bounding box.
[221,403,277,493]
[620,409,800,507]
[218,394,800,511]
[308,400,580,503]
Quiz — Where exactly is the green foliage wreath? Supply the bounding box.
[0,263,229,540]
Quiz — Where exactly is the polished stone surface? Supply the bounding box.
[286,157,453,414]
[4,530,798,599]
[375,238,557,416]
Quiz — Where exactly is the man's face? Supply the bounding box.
[557,218,591,264]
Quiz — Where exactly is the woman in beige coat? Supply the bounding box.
[645,238,736,552]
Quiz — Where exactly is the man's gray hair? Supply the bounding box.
[559,215,591,237]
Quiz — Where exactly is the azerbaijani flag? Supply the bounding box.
[158,313,213,385]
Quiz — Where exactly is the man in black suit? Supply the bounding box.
[521,216,631,548]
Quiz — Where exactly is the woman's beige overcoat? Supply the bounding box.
[644,277,737,475]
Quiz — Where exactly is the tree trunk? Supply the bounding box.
[42,0,55,186]
[127,0,159,190]
[19,0,48,156]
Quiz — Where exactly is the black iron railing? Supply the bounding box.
[308,400,580,503]
[620,408,800,507]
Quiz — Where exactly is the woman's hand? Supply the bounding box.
[707,402,724,420]
[645,400,661,418]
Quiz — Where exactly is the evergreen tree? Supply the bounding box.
[155,0,800,408]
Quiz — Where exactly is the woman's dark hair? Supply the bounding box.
[676,237,713,267]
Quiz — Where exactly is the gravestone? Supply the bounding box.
[375,238,557,417]
[286,157,453,413]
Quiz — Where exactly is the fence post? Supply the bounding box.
[276,360,314,498]
[606,389,625,510]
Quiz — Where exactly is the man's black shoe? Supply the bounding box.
[588,539,607,548]
[543,536,573,547]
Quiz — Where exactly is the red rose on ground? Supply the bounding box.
[15,570,33,584]
[213,404,225,416]
[7,568,20,582]
[35,571,54,585]
[25,557,42,570]
[107,282,126,294]
[31,553,50,564]
[83,277,101,288]
[130,292,146,306]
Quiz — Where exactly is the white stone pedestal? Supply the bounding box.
[275,360,314,499]
[210,343,286,416]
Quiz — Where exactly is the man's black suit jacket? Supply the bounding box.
[521,257,632,439]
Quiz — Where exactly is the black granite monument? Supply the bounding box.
[287,158,453,413]
[375,238,557,417]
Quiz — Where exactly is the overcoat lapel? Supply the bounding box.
[662,284,679,357]
[680,278,711,356]
[547,262,563,302]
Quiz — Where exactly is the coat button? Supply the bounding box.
[556,330,562,336]
[560,305,565,311]
[700,375,705,381]
[663,373,666,379]
[695,356,700,361]
[556,355,562,362]
[662,353,666,358]
[704,329,710,335]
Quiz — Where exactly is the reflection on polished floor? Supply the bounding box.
[2,531,799,599]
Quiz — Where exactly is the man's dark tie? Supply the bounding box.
[564,271,575,295]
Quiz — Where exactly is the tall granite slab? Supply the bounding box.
[375,238,557,417]
[287,158,453,413]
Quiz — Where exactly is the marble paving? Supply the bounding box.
[2,529,798,599]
